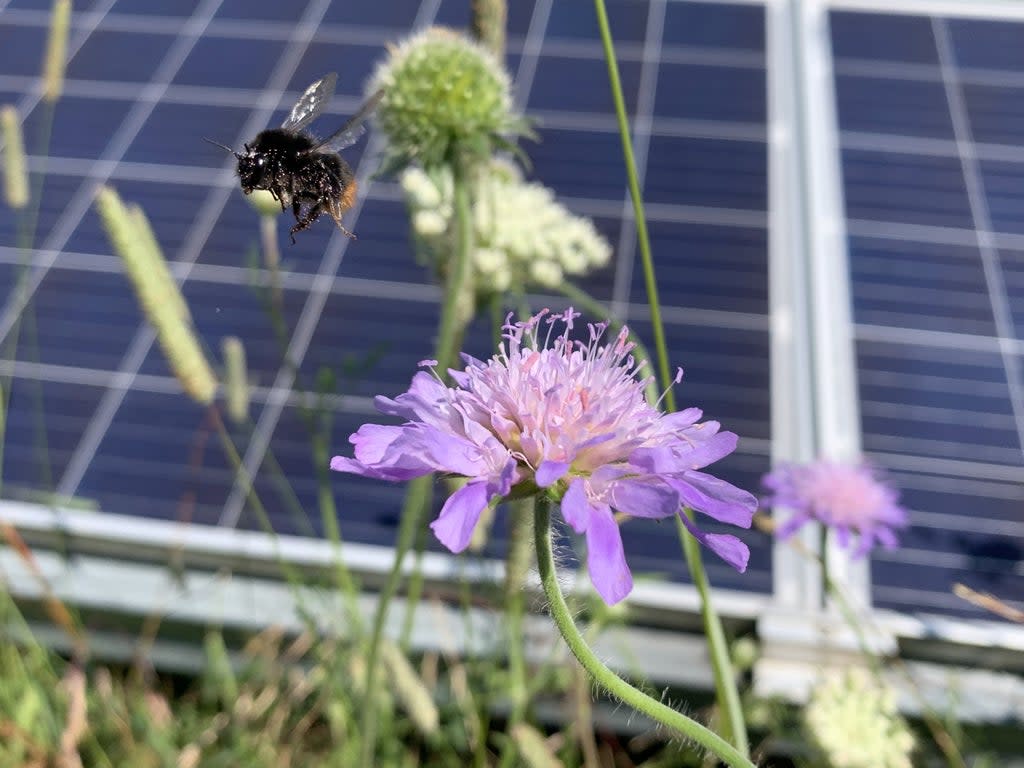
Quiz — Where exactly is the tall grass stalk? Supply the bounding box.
[592,0,748,753]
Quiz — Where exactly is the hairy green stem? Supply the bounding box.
[593,0,749,752]
[533,496,756,768]
[497,498,533,768]
[359,152,475,765]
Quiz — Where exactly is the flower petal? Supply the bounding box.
[585,504,633,604]
[677,512,750,572]
[561,478,592,534]
[669,471,756,527]
[536,460,570,488]
[430,480,490,553]
[608,477,679,520]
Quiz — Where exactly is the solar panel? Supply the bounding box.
[0,1,774,597]
[831,9,1024,619]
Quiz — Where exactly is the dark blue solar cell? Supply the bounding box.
[21,266,141,371]
[857,340,1021,466]
[546,0,649,44]
[251,405,408,539]
[841,148,972,229]
[628,319,771,442]
[530,127,627,201]
[978,160,1024,236]
[653,62,765,124]
[124,102,250,166]
[325,0,423,27]
[501,0,536,39]
[173,36,286,89]
[299,294,442,400]
[66,30,176,82]
[848,236,997,337]
[644,135,766,211]
[630,221,767,314]
[287,41,379,99]
[79,388,251,526]
[215,0,306,21]
[1000,248,1024,338]
[830,11,938,65]
[949,17,1024,72]
[836,74,953,139]
[23,96,134,159]
[334,198,433,285]
[0,262,16,306]
[0,378,106,498]
[0,23,48,76]
[964,83,1024,146]
[112,0,204,14]
[139,281,305,383]
[562,212,618,303]
[71,177,209,258]
[872,555,1023,619]
[662,2,764,52]
[530,55,640,115]
[0,172,82,249]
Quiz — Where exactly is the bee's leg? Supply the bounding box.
[289,202,324,240]
[327,196,356,239]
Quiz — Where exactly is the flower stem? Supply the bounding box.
[497,498,534,768]
[359,152,475,765]
[533,496,756,768]
[593,0,749,753]
[471,0,506,60]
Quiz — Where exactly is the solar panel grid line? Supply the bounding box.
[857,322,1024,356]
[54,0,336,499]
[609,0,667,318]
[215,0,449,528]
[820,0,1024,23]
[0,0,223,349]
[0,0,118,131]
[931,17,1024,459]
[509,0,553,111]
[2,6,773,71]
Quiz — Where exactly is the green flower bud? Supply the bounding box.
[367,27,525,170]
[246,188,281,218]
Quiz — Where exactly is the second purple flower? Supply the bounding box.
[332,309,757,605]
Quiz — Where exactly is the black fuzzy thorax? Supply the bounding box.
[236,128,353,203]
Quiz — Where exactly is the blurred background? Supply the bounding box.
[0,0,1021,743]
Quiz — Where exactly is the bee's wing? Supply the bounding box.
[281,72,338,132]
[311,89,385,153]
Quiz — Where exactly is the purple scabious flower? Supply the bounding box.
[762,461,909,556]
[332,309,757,605]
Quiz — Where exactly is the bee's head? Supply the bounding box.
[235,144,266,193]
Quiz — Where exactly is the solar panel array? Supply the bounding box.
[831,10,1024,617]
[0,0,774,595]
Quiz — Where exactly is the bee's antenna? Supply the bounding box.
[203,137,238,156]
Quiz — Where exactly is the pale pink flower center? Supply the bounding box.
[795,465,888,528]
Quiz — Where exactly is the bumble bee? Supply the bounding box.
[209,73,382,243]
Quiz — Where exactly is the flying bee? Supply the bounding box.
[208,73,382,243]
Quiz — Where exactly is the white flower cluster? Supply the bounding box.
[804,668,915,768]
[400,161,612,292]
